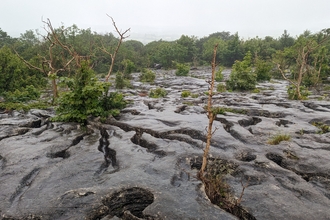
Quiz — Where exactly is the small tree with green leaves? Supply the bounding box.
[255,58,272,81]
[53,61,126,125]
[226,51,257,91]
[140,68,156,83]
[175,63,190,76]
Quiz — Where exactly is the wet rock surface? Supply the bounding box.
[1,68,330,219]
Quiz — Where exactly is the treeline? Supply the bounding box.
[0,24,330,100]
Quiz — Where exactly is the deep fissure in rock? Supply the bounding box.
[98,127,117,167]
[102,187,155,219]
[131,129,167,158]
[198,157,256,220]
[10,167,41,203]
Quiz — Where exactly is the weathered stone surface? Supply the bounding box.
[1,69,330,219]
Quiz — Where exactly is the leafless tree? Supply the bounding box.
[15,18,81,101]
[199,44,218,177]
[100,15,130,82]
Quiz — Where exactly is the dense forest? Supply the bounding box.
[0,22,330,123]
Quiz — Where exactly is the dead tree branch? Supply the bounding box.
[199,43,218,177]
[101,15,130,82]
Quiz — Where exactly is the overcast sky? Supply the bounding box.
[1,0,329,43]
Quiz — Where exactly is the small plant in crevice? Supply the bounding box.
[191,93,199,98]
[208,106,248,116]
[149,87,167,98]
[181,90,191,97]
[217,83,226,92]
[267,133,291,145]
[312,122,330,134]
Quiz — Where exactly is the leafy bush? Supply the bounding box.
[121,59,135,76]
[4,85,40,102]
[140,68,156,83]
[0,101,50,112]
[175,63,189,76]
[217,83,226,92]
[267,134,291,145]
[53,61,126,125]
[99,92,127,117]
[215,66,224,82]
[210,106,248,115]
[149,87,167,98]
[226,51,257,91]
[181,90,191,97]
[287,85,310,100]
[191,93,199,98]
[312,122,330,134]
[115,72,131,89]
[255,59,272,81]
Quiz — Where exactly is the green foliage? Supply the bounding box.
[53,61,126,125]
[99,92,127,117]
[175,63,190,76]
[4,85,40,102]
[312,122,330,134]
[0,101,50,112]
[149,87,167,98]
[211,106,247,115]
[267,133,291,145]
[191,93,199,98]
[287,86,310,100]
[115,72,131,89]
[226,51,257,91]
[0,46,46,95]
[140,68,156,83]
[217,83,226,92]
[255,59,272,81]
[181,90,191,97]
[252,88,260,93]
[215,66,224,82]
[120,59,135,78]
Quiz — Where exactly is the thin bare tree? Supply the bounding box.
[100,15,130,82]
[15,18,80,101]
[199,44,218,177]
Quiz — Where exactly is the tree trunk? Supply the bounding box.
[200,44,218,177]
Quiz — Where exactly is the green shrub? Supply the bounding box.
[226,51,257,91]
[121,59,135,77]
[287,85,310,100]
[175,63,189,76]
[191,93,199,98]
[267,134,291,145]
[181,90,191,97]
[252,88,260,93]
[255,59,272,81]
[217,83,226,92]
[215,66,224,82]
[312,122,330,134]
[140,68,156,83]
[52,61,126,125]
[210,106,248,115]
[115,72,131,89]
[4,85,41,102]
[0,101,50,112]
[99,92,127,117]
[149,87,167,98]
